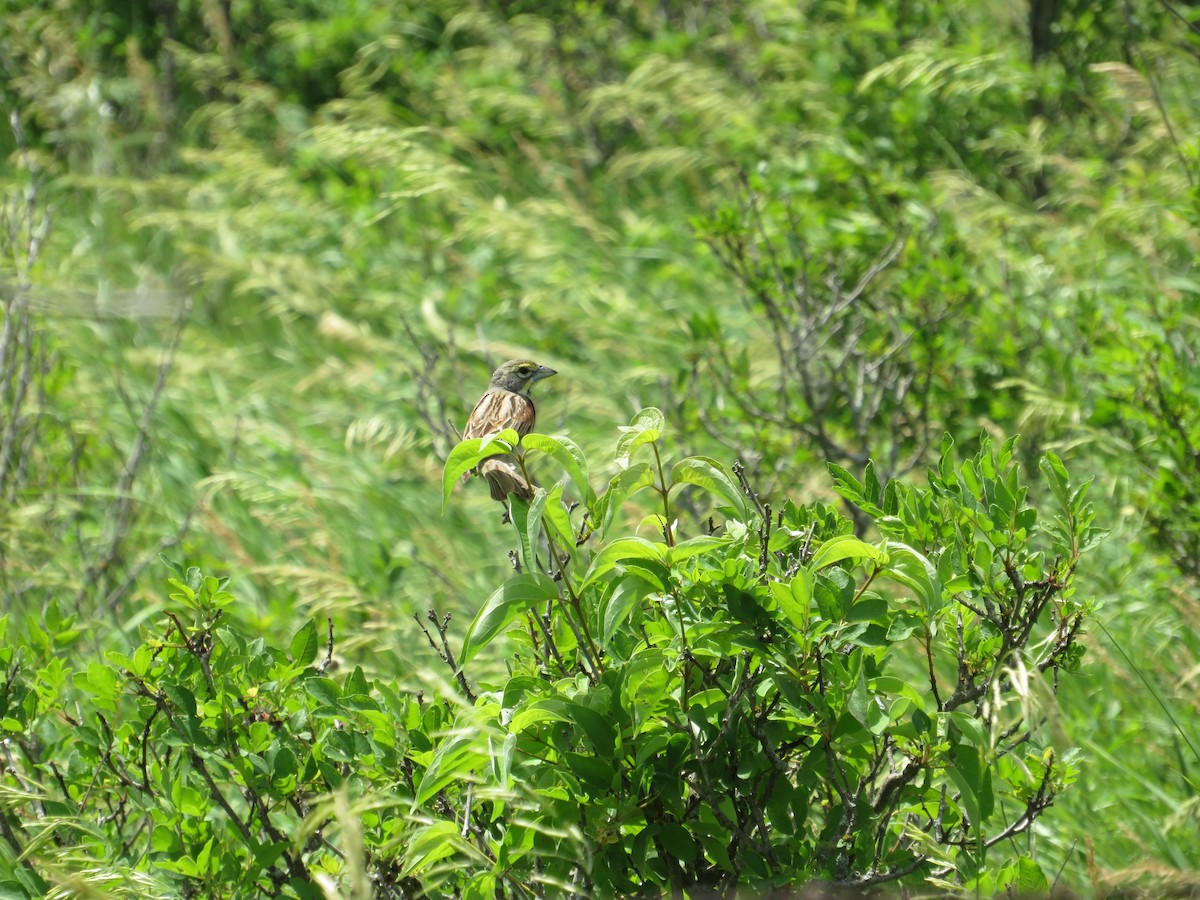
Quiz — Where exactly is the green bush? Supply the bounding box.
[0,412,1100,896]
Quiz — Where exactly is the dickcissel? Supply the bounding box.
[461,359,557,501]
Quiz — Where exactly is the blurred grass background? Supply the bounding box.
[1,0,1199,894]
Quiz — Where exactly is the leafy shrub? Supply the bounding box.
[0,412,1100,896]
[687,169,983,496]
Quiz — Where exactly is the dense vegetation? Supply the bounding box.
[0,0,1198,896]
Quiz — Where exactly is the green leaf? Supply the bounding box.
[950,710,988,750]
[159,554,184,578]
[345,665,370,697]
[870,676,930,713]
[441,429,521,509]
[522,433,595,506]
[775,569,813,633]
[565,751,618,791]
[810,534,888,571]
[414,734,488,809]
[479,427,519,452]
[948,762,981,830]
[161,681,197,718]
[464,873,497,900]
[540,482,576,549]
[827,462,867,509]
[867,700,889,734]
[195,836,215,874]
[401,820,484,876]
[525,699,614,753]
[1015,856,1049,893]
[827,462,888,517]
[1039,451,1071,511]
[999,434,1019,468]
[937,434,957,485]
[848,595,888,623]
[615,407,665,466]
[658,822,695,860]
[252,841,289,872]
[524,486,548,570]
[863,460,882,506]
[270,746,298,794]
[509,493,538,573]
[669,456,748,519]
[167,578,195,603]
[78,662,117,705]
[581,537,666,590]
[847,663,871,729]
[459,574,560,667]
[1080,527,1110,552]
[509,698,573,734]
[601,575,656,647]
[880,542,943,614]
[289,619,319,667]
[598,462,657,538]
[666,534,727,565]
[306,678,342,708]
[886,612,923,642]
[152,825,181,854]
[951,739,995,824]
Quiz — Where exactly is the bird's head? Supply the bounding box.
[489,358,557,394]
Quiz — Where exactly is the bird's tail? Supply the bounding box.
[479,457,533,501]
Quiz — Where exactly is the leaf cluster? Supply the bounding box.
[0,415,1101,896]
[434,413,1097,893]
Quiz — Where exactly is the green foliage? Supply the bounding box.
[691,166,968,486]
[1103,315,1200,582]
[0,559,576,897]
[0,415,1097,895]
[2,0,1200,894]
[440,414,1094,892]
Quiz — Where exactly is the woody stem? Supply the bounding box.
[651,441,675,547]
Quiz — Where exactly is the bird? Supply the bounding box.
[460,359,557,501]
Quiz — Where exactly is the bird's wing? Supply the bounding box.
[462,389,537,440]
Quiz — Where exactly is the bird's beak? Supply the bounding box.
[533,365,557,382]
